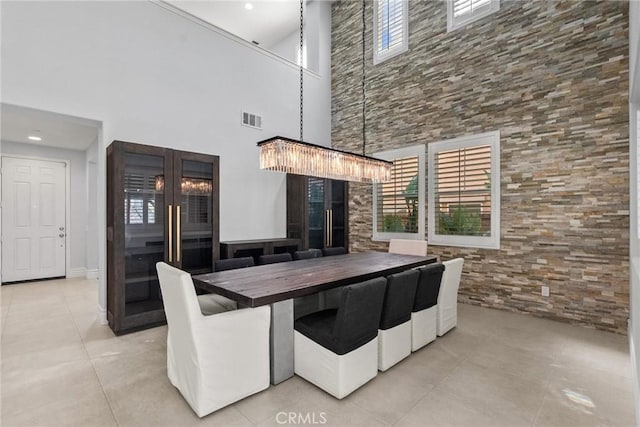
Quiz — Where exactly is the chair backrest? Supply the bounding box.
[322,247,347,256]
[156,262,200,354]
[388,239,428,256]
[333,277,386,354]
[379,269,420,330]
[258,253,293,265]
[438,258,464,306]
[413,263,445,312]
[215,256,255,272]
[293,249,323,260]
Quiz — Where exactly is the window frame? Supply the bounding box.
[372,145,425,241]
[373,0,409,65]
[447,0,500,33]
[427,131,500,249]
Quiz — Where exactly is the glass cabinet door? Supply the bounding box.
[307,177,326,249]
[176,158,216,274]
[330,180,346,249]
[123,151,167,316]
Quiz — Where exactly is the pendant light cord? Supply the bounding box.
[362,0,367,156]
[300,0,304,143]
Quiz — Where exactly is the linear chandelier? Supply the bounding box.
[257,0,391,184]
[155,176,212,195]
[258,136,392,183]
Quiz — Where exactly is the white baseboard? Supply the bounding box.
[85,269,99,280]
[629,321,640,427]
[68,268,87,278]
[97,304,107,325]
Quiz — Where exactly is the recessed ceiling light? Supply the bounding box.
[28,132,42,141]
[245,3,253,10]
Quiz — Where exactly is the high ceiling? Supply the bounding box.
[166,0,300,48]
[1,2,305,152]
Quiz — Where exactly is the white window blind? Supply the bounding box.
[447,0,499,32]
[124,174,157,225]
[376,156,419,233]
[373,0,408,64]
[428,131,500,249]
[434,145,491,236]
[373,145,425,240]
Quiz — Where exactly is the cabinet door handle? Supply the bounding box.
[176,205,181,263]
[168,204,173,262]
[324,210,329,247]
[329,209,333,247]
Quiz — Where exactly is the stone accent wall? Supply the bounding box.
[331,0,629,333]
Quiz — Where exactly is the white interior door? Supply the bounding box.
[1,157,66,282]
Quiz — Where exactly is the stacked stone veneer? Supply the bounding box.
[331,0,629,333]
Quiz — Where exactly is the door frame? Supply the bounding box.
[0,154,71,282]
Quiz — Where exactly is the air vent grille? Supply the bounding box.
[242,111,262,130]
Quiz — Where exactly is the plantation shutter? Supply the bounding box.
[434,144,492,236]
[452,0,491,18]
[124,173,157,225]
[376,155,419,233]
[449,0,498,31]
[375,0,407,59]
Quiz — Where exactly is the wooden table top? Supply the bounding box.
[193,251,437,307]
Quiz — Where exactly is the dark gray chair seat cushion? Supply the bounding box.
[214,257,254,272]
[258,253,293,265]
[293,250,323,260]
[379,269,420,330]
[294,277,386,355]
[413,263,445,312]
[322,247,347,256]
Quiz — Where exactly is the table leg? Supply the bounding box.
[270,299,294,385]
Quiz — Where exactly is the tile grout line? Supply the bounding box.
[64,282,122,427]
[391,351,471,427]
[529,330,565,427]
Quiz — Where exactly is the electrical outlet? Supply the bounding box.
[541,286,550,297]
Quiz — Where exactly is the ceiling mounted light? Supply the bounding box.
[257,0,391,183]
[244,3,253,10]
[28,131,42,141]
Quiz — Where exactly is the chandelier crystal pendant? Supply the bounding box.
[258,136,391,183]
[257,0,391,184]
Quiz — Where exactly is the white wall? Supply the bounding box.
[628,1,640,424]
[86,140,99,277]
[0,0,332,315]
[0,141,87,274]
[631,1,638,101]
[268,29,301,68]
[266,0,327,74]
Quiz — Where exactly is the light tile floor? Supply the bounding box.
[0,278,636,426]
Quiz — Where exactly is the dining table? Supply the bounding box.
[193,251,437,384]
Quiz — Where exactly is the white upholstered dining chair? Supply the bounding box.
[377,269,419,371]
[156,262,271,418]
[437,258,464,336]
[388,239,428,256]
[294,277,387,399]
[411,263,444,351]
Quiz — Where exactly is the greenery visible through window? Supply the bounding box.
[428,132,500,249]
[434,145,491,237]
[373,145,425,240]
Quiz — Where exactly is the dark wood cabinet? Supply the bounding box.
[107,140,219,334]
[286,175,348,251]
